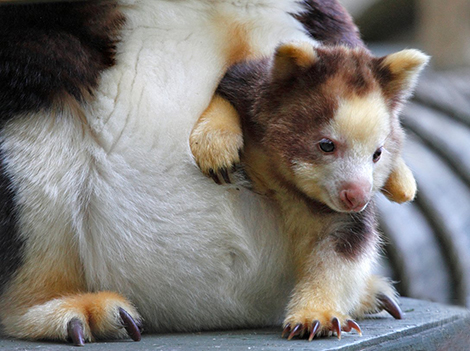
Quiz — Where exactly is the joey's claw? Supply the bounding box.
[377,294,404,320]
[282,323,291,338]
[343,319,362,336]
[220,168,231,183]
[308,320,320,341]
[208,169,221,185]
[287,324,302,341]
[331,317,341,339]
[67,318,85,346]
[284,315,358,341]
[119,308,142,342]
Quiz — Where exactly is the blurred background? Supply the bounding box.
[340,0,470,308]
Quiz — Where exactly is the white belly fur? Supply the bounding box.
[3,0,318,331]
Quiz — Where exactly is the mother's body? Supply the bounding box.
[0,0,364,344]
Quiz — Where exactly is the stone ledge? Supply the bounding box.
[1,298,469,350]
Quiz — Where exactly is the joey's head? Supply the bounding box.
[251,42,429,213]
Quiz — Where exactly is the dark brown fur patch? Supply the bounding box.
[0,0,125,122]
[332,202,379,260]
[295,0,365,48]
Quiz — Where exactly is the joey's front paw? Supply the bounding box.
[190,95,243,184]
[282,310,361,341]
[190,121,243,184]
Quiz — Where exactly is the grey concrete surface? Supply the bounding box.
[1,298,469,350]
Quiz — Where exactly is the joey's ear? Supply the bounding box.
[375,49,430,110]
[381,157,417,203]
[272,42,318,81]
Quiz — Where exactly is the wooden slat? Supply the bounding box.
[413,71,470,126]
[403,133,470,306]
[402,102,470,187]
[378,195,453,304]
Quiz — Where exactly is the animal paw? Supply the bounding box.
[67,306,141,346]
[282,311,362,341]
[190,95,243,184]
[8,291,142,346]
[64,292,141,346]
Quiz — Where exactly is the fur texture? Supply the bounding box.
[0,147,23,295]
[0,1,124,121]
[296,0,364,48]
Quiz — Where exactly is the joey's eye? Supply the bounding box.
[319,139,335,153]
[373,147,383,163]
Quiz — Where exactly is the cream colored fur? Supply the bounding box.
[294,92,393,213]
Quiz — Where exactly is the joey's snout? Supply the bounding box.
[339,182,371,212]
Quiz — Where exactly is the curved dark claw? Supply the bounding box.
[308,320,320,341]
[67,318,85,347]
[331,317,341,339]
[287,323,302,341]
[344,319,362,336]
[219,167,231,184]
[209,169,221,185]
[119,308,142,342]
[377,294,404,320]
[282,323,291,338]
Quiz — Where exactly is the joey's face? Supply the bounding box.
[257,43,428,212]
[290,92,398,213]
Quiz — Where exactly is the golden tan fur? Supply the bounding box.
[217,17,254,67]
[190,95,244,178]
[272,42,318,80]
[382,157,417,203]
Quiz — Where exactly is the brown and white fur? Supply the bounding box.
[0,0,424,346]
[190,43,429,338]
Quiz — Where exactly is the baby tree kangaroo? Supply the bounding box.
[191,42,428,340]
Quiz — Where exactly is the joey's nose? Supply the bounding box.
[339,184,371,212]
